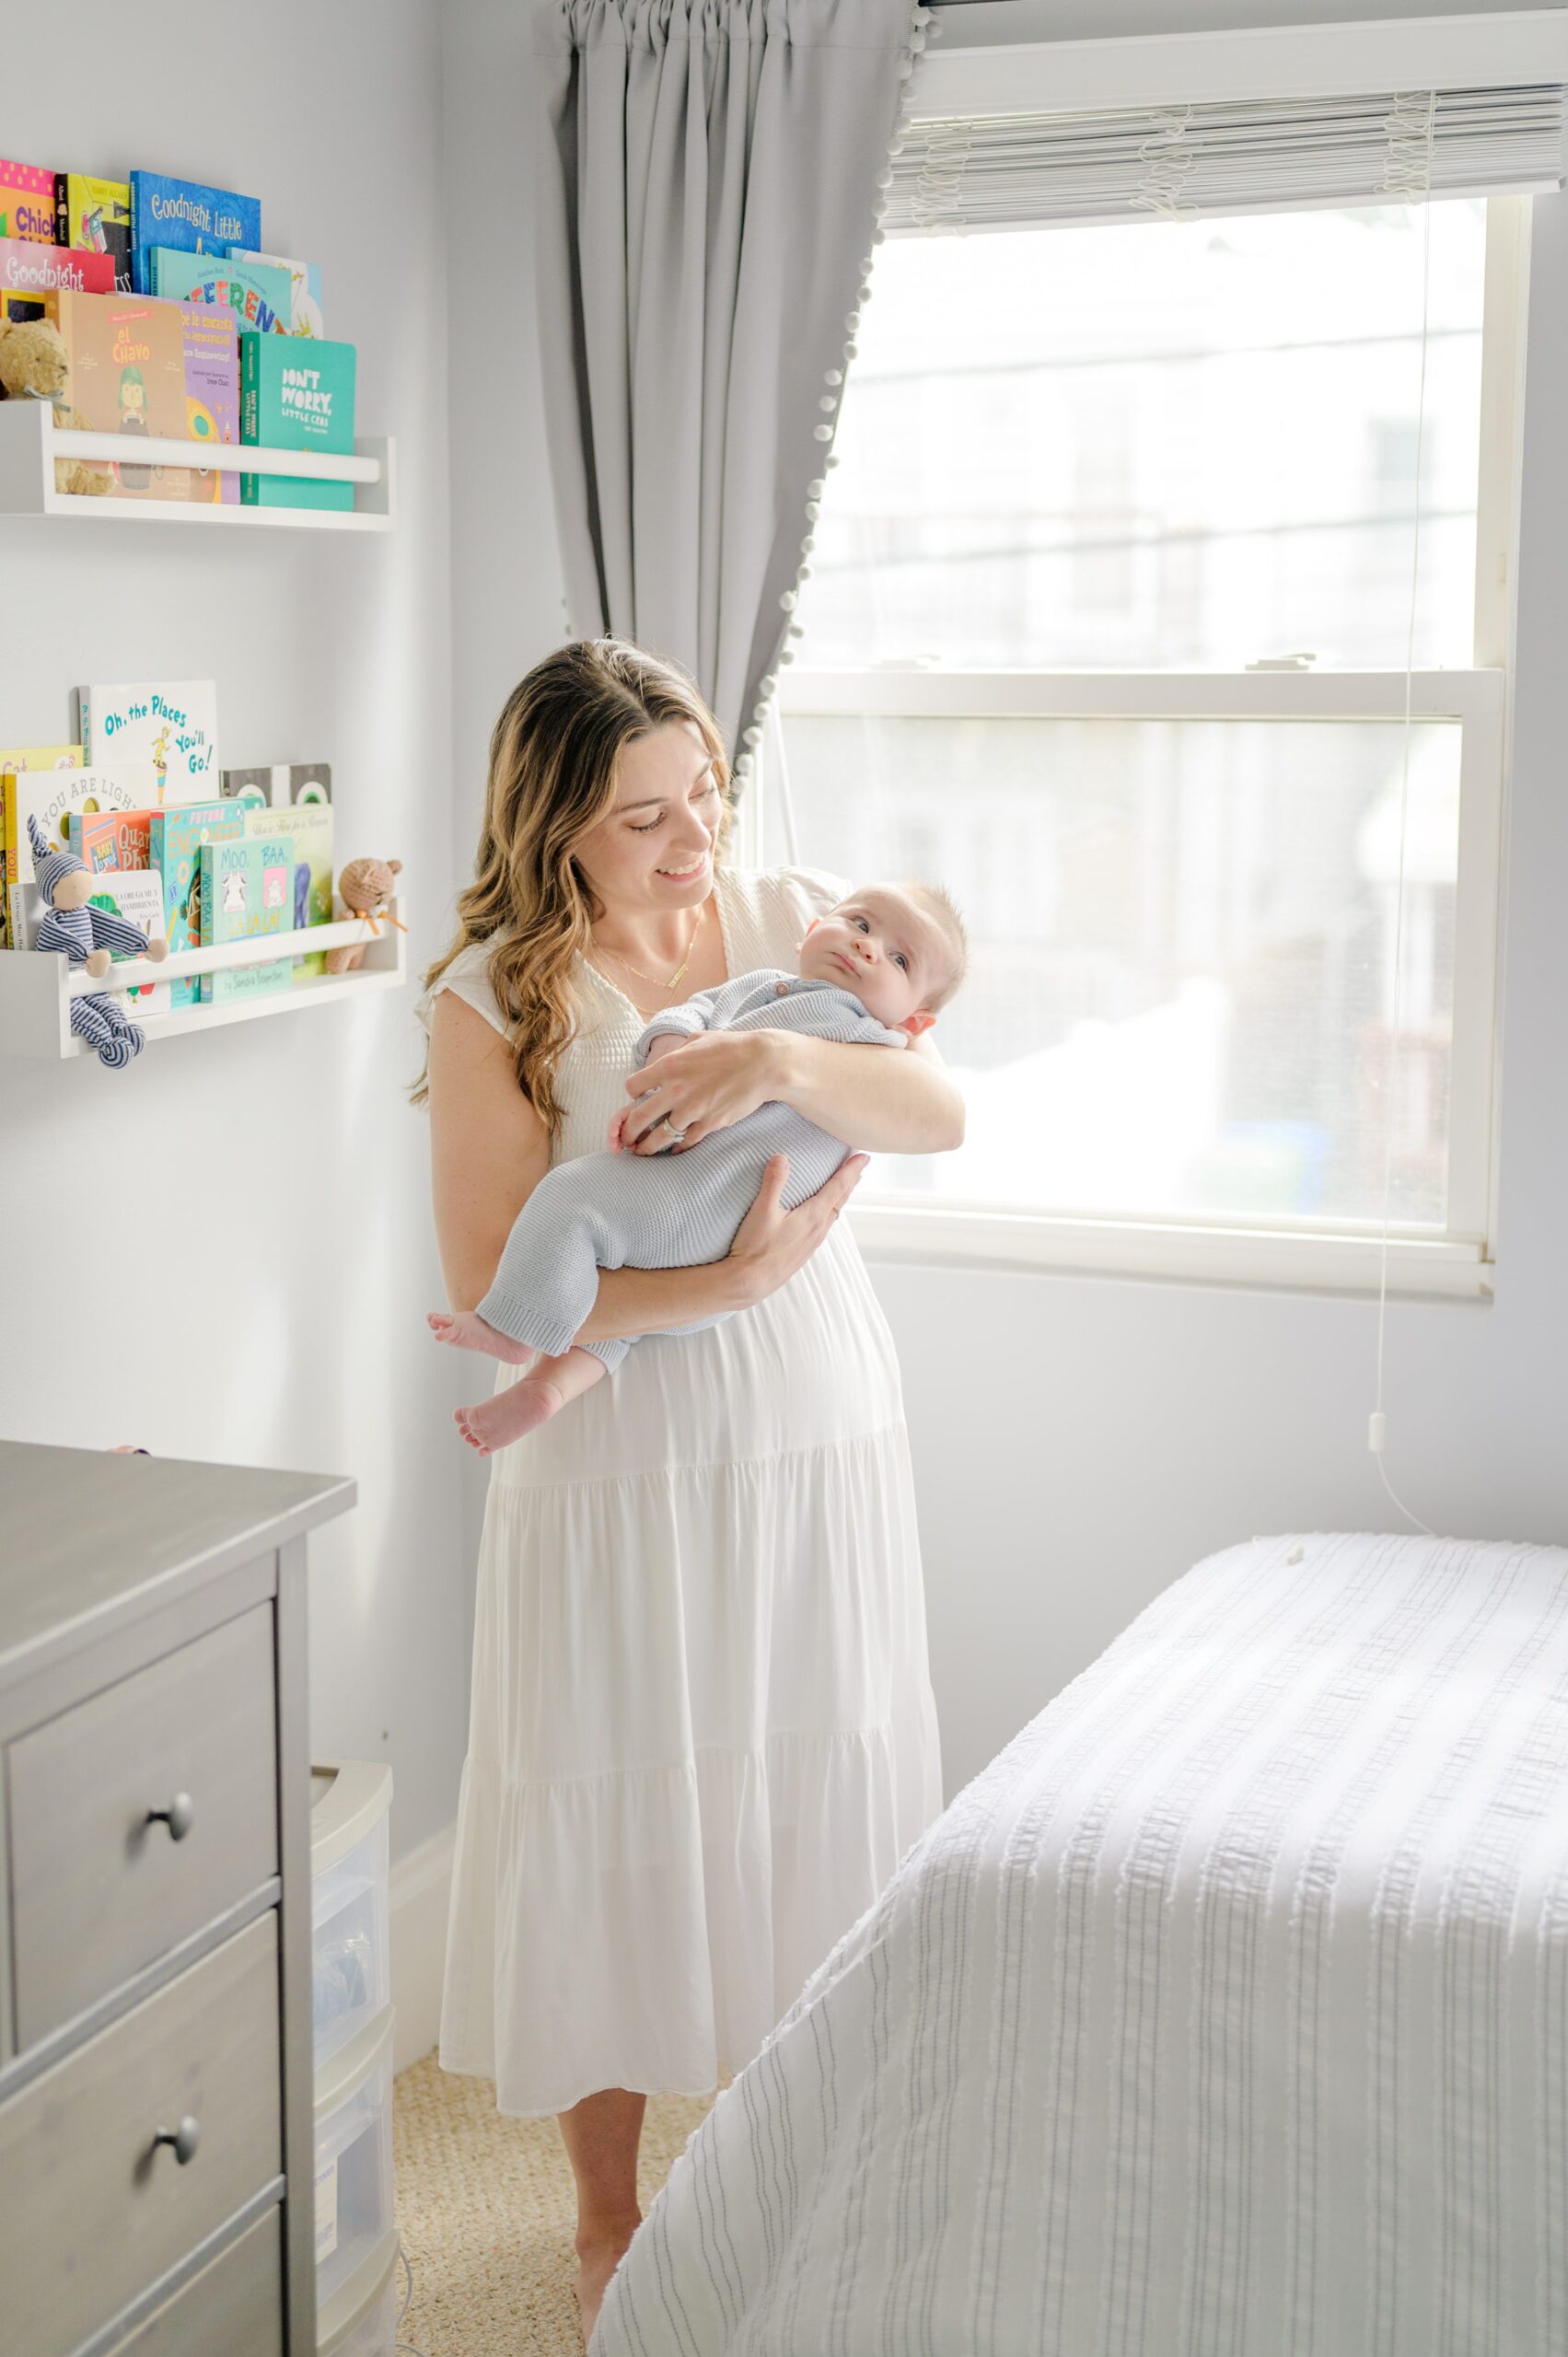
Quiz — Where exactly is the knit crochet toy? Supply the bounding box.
[0,318,113,497]
[326,855,406,974]
[27,814,168,1067]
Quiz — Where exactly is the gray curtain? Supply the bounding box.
[533,0,924,782]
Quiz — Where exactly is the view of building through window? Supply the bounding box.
[794,202,1485,672]
[781,713,1459,1225]
[782,203,1489,1235]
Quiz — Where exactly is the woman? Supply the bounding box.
[416,640,959,2341]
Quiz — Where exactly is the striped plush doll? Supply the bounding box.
[27,814,168,1067]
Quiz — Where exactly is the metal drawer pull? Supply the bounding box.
[145,1792,195,1842]
[152,2116,202,2165]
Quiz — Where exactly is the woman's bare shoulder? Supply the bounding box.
[416,935,510,1039]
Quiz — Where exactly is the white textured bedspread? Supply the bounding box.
[595,1533,1568,2357]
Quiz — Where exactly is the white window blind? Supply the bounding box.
[887,84,1566,233]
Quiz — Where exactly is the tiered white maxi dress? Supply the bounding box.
[421,862,942,2119]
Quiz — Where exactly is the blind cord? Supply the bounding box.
[1370,91,1437,1541]
[396,2231,430,2356]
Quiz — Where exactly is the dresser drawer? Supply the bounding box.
[7,1600,278,2049]
[0,1910,281,2357]
[105,2205,283,2357]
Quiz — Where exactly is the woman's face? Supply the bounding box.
[574,719,723,921]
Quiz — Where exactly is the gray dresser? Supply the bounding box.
[0,1441,355,2357]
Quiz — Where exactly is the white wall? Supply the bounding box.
[0,0,468,1858]
[437,0,1568,1812]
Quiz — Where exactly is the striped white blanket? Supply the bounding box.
[595,1533,1568,2357]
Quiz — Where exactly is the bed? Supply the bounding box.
[594,1531,1568,2356]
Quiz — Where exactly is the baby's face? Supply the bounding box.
[798,887,942,1036]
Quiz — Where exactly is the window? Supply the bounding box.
[772,195,1525,1296]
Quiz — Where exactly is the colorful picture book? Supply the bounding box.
[53,173,133,293]
[86,868,170,1016]
[3,765,143,949]
[0,744,83,948]
[178,302,239,505]
[227,247,322,338]
[128,171,260,295]
[0,233,113,324]
[240,333,354,510]
[0,158,53,246]
[77,680,219,803]
[66,805,158,870]
[199,836,294,1004]
[146,247,289,337]
[45,288,188,499]
[220,761,331,807]
[243,803,332,979]
[146,799,247,1005]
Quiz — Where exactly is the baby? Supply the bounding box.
[428,880,967,1454]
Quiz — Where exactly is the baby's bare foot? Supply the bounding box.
[454,1377,565,1455]
[427,1307,535,1365]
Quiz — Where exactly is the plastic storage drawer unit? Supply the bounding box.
[314,2003,396,2316]
[310,1759,393,2068]
[318,2225,400,2357]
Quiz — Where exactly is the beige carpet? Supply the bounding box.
[393,2052,715,2356]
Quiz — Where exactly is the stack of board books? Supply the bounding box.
[0,682,338,1009]
[1,159,350,508]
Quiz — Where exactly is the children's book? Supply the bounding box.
[219,767,273,808]
[86,868,170,1016]
[53,174,133,293]
[289,763,332,806]
[0,234,114,324]
[128,172,260,295]
[3,766,144,949]
[147,248,289,338]
[77,680,219,804]
[199,836,294,1003]
[46,289,188,497]
[240,334,355,510]
[0,159,54,247]
[220,761,331,807]
[226,247,322,338]
[0,745,83,948]
[147,800,248,1006]
[243,803,332,979]
[178,302,239,505]
[66,805,158,871]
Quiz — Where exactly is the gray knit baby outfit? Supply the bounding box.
[477,969,909,1371]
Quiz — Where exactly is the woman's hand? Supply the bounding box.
[610,1028,782,1155]
[723,1151,870,1307]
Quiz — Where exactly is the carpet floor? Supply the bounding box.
[393,2052,715,2356]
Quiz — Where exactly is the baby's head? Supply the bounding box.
[798,880,968,1038]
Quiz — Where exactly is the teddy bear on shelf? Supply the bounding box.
[0,317,112,496]
[326,856,406,974]
[28,815,168,1067]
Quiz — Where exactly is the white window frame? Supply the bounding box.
[768,196,1531,1303]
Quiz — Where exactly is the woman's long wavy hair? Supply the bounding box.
[412,640,734,1137]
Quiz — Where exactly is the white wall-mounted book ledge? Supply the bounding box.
[0,401,395,530]
[0,898,406,1059]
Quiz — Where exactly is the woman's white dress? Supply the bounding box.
[420,862,942,2118]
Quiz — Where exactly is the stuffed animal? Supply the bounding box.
[327,855,406,974]
[27,814,168,1066]
[0,318,112,496]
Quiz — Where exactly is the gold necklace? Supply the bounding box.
[591,897,706,993]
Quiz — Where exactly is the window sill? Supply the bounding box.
[847,1197,1493,1303]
